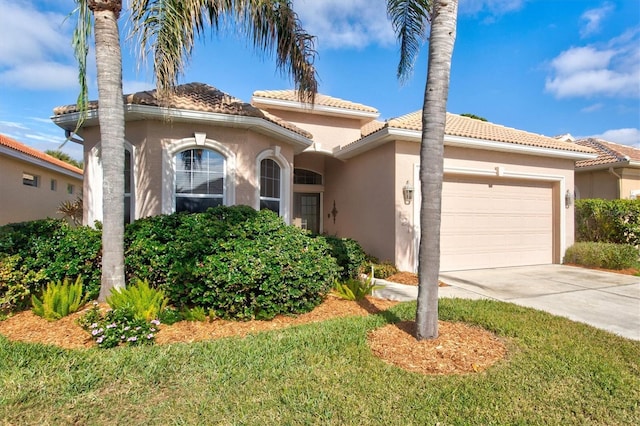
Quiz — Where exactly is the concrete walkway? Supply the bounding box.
[373,264,640,341]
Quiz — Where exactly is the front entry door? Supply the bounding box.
[294,193,320,234]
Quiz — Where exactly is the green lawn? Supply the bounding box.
[1,299,639,425]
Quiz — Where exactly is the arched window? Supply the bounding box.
[260,158,281,214]
[294,168,322,185]
[175,148,225,213]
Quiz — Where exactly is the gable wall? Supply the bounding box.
[257,109,365,151]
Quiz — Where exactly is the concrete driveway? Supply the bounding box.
[373,264,640,341]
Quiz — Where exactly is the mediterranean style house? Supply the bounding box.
[51,83,596,272]
[0,134,83,225]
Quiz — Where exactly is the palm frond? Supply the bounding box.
[130,0,318,104]
[71,0,93,130]
[387,0,431,82]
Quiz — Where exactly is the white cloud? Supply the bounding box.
[292,0,394,49]
[590,128,640,146]
[580,3,614,38]
[0,0,78,90]
[0,62,78,90]
[545,30,640,99]
[581,103,603,113]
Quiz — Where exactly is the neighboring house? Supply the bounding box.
[51,83,596,272]
[0,134,83,225]
[572,137,640,200]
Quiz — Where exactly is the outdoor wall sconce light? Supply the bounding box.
[330,200,338,224]
[402,180,414,205]
[565,189,573,209]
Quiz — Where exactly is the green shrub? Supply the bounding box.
[79,303,159,349]
[0,220,101,305]
[125,207,338,320]
[371,260,398,279]
[31,277,87,321]
[181,306,208,322]
[322,235,367,280]
[106,279,168,321]
[158,307,183,325]
[575,199,640,246]
[332,276,384,301]
[0,255,32,312]
[563,242,639,270]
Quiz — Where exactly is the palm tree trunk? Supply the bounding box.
[91,1,126,301]
[415,0,458,340]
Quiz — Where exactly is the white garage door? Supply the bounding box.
[439,176,554,271]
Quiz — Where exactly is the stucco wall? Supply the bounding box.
[323,143,396,263]
[257,109,365,152]
[0,155,82,225]
[80,120,295,223]
[575,169,618,199]
[619,168,640,199]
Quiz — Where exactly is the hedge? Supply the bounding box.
[575,199,640,246]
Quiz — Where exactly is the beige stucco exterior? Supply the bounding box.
[51,84,595,273]
[78,119,299,225]
[0,144,82,225]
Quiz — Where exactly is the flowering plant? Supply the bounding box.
[79,302,160,349]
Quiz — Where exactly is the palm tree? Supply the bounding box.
[71,0,318,301]
[387,0,459,340]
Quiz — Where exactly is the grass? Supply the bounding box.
[1,299,639,425]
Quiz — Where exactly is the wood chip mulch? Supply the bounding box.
[0,295,508,375]
[368,321,507,375]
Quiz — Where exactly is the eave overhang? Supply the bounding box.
[0,145,83,179]
[51,104,313,153]
[252,96,380,123]
[334,127,599,161]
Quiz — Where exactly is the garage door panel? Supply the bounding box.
[439,177,553,271]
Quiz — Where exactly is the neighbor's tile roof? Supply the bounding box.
[252,90,379,114]
[574,138,640,168]
[360,111,595,154]
[0,133,83,175]
[53,83,311,138]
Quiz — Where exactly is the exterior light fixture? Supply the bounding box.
[402,180,414,205]
[565,189,573,209]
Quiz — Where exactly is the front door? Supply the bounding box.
[294,193,320,234]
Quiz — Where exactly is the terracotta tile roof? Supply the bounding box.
[252,90,379,114]
[0,134,83,175]
[53,83,311,138]
[574,138,640,168]
[361,111,595,154]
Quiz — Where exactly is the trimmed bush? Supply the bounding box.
[322,235,367,280]
[126,206,339,320]
[563,242,639,270]
[575,199,640,246]
[0,220,101,309]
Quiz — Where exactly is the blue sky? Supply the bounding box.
[1,0,638,161]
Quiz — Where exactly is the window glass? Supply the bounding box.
[175,149,225,213]
[67,184,74,194]
[50,179,57,191]
[260,159,281,215]
[23,173,39,187]
[294,169,322,185]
